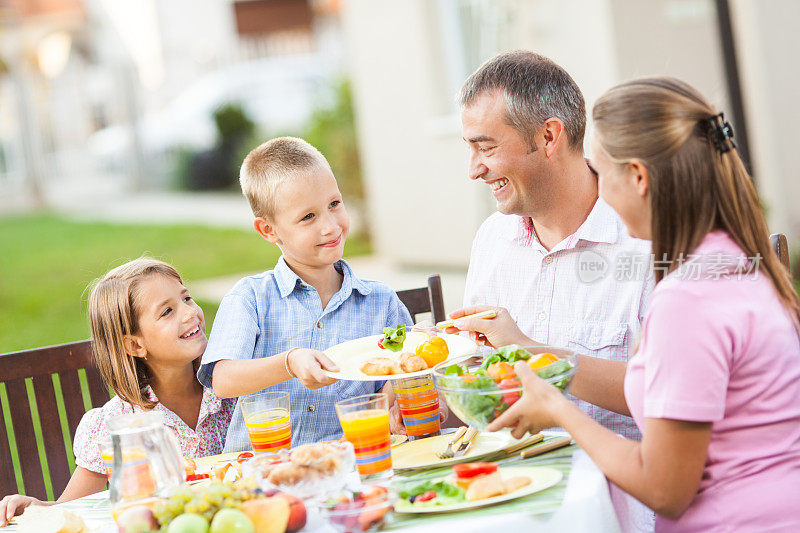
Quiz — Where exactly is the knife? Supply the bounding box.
[453,426,480,457]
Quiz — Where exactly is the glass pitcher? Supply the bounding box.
[106,412,184,516]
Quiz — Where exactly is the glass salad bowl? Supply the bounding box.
[432,345,578,430]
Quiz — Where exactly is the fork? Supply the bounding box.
[452,426,479,457]
[435,425,468,459]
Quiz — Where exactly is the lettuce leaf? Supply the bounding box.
[381,325,407,352]
[398,480,466,505]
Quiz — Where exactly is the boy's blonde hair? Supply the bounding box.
[239,136,330,218]
[87,257,183,409]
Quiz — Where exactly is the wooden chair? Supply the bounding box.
[0,340,109,500]
[770,233,790,270]
[396,274,447,324]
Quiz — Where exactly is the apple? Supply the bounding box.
[273,493,306,533]
[209,509,254,533]
[241,497,290,533]
[116,505,158,533]
[168,513,210,533]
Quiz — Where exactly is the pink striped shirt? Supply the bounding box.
[464,197,653,438]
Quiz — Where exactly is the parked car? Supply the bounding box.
[88,54,337,171]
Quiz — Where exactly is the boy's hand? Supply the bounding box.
[287,349,340,389]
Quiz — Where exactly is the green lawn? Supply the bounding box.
[0,213,371,353]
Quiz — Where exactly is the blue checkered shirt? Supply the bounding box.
[198,257,413,453]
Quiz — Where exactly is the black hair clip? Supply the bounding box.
[705,112,735,153]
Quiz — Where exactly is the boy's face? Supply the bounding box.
[262,165,350,269]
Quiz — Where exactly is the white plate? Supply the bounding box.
[394,465,563,513]
[322,331,476,381]
[391,431,513,470]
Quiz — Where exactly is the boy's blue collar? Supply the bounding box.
[273,256,372,299]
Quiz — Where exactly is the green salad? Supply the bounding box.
[435,345,576,429]
[379,324,407,352]
[397,479,466,507]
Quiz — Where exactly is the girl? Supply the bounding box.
[459,77,800,531]
[1,258,235,525]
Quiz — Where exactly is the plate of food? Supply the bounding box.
[393,462,562,513]
[323,325,477,381]
[391,431,513,470]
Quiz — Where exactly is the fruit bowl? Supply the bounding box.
[319,485,393,533]
[243,441,356,501]
[432,345,577,430]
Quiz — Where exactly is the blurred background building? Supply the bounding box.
[343,0,800,269]
[2,0,799,277]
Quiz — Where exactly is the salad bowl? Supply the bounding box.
[432,345,577,430]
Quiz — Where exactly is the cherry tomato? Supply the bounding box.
[453,462,498,479]
[486,362,515,382]
[378,337,385,349]
[415,336,449,367]
[415,490,437,502]
[528,353,559,371]
[237,452,254,463]
[498,378,520,389]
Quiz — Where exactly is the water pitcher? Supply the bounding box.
[107,412,184,515]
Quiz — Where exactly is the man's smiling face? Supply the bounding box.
[461,90,545,216]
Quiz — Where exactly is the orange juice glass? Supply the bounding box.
[336,393,392,480]
[241,391,292,453]
[99,440,114,479]
[393,375,441,440]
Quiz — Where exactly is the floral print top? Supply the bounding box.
[73,385,236,474]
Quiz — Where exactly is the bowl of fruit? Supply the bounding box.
[243,441,356,501]
[148,479,307,533]
[432,345,577,430]
[319,485,393,533]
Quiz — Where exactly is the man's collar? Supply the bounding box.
[517,197,619,250]
[571,197,620,246]
[274,256,372,298]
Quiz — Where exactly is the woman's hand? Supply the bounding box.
[0,495,51,526]
[444,305,536,349]
[486,361,570,439]
[288,349,339,389]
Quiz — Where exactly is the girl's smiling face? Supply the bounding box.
[129,274,207,364]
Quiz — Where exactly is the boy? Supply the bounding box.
[198,137,413,452]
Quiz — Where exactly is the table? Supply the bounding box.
[4,435,624,533]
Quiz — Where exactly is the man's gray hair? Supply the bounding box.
[458,50,586,152]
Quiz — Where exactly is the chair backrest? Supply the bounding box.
[0,340,109,500]
[396,275,446,324]
[769,233,790,270]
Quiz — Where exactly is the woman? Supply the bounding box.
[458,77,800,531]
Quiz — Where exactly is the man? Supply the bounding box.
[449,50,652,441]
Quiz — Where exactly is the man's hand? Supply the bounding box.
[486,361,569,439]
[444,305,537,348]
[287,349,340,389]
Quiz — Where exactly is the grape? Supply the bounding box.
[154,480,259,528]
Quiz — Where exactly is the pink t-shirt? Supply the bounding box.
[625,231,800,532]
[73,386,235,474]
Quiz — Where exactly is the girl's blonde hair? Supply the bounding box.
[87,257,183,409]
[593,76,799,322]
